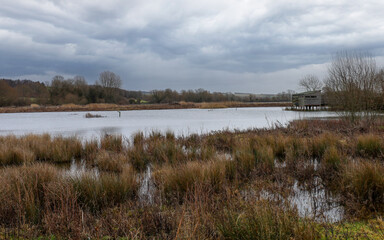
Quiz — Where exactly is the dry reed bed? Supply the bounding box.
[1,118,384,238]
[0,101,291,113]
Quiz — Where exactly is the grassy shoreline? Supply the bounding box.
[1,118,384,238]
[0,101,291,114]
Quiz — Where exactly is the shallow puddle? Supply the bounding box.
[138,166,155,205]
[61,159,99,178]
[60,158,344,223]
[290,178,344,223]
[258,178,344,223]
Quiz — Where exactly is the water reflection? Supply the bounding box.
[62,159,99,178]
[99,127,123,136]
[138,166,155,205]
[290,178,344,223]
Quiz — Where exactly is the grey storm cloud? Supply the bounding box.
[1,0,384,93]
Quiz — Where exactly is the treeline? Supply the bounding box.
[150,89,236,103]
[0,77,140,107]
[46,75,138,105]
[0,72,292,107]
[149,88,292,103]
[0,79,49,106]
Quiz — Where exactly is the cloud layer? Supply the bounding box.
[1,0,384,92]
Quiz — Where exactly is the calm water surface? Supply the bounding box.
[0,107,337,139]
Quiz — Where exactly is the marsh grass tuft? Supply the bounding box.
[321,146,342,180]
[128,145,149,171]
[311,133,340,158]
[153,160,226,201]
[148,140,187,165]
[95,150,128,172]
[83,138,99,162]
[0,163,59,225]
[49,137,83,163]
[3,120,384,238]
[0,144,35,166]
[132,131,145,147]
[356,135,383,158]
[342,161,384,215]
[71,169,138,213]
[100,134,123,152]
[206,132,236,152]
[42,180,83,239]
[217,200,318,240]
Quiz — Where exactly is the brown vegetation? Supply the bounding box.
[1,118,384,238]
[0,101,291,113]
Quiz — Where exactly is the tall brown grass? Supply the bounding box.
[217,200,318,240]
[153,160,227,201]
[100,134,123,152]
[311,133,341,158]
[42,180,83,239]
[341,161,384,215]
[71,166,138,213]
[2,119,384,238]
[95,150,129,172]
[0,144,34,166]
[0,134,82,164]
[356,135,383,158]
[0,163,59,225]
[83,138,99,161]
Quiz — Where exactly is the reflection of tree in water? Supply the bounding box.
[289,177,344,223]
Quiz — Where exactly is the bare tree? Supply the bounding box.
[324,50,380,120]
[98,71,122,89]
[98,71,122,103]
[299,74,323,91]
[74,75,86,86]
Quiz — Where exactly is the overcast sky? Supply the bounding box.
[1,0,384,93]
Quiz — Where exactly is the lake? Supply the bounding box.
[0,107,338,139]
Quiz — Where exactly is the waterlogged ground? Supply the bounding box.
[0,107,337,139]
[63,158,344,223]
[1,118,384,238]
